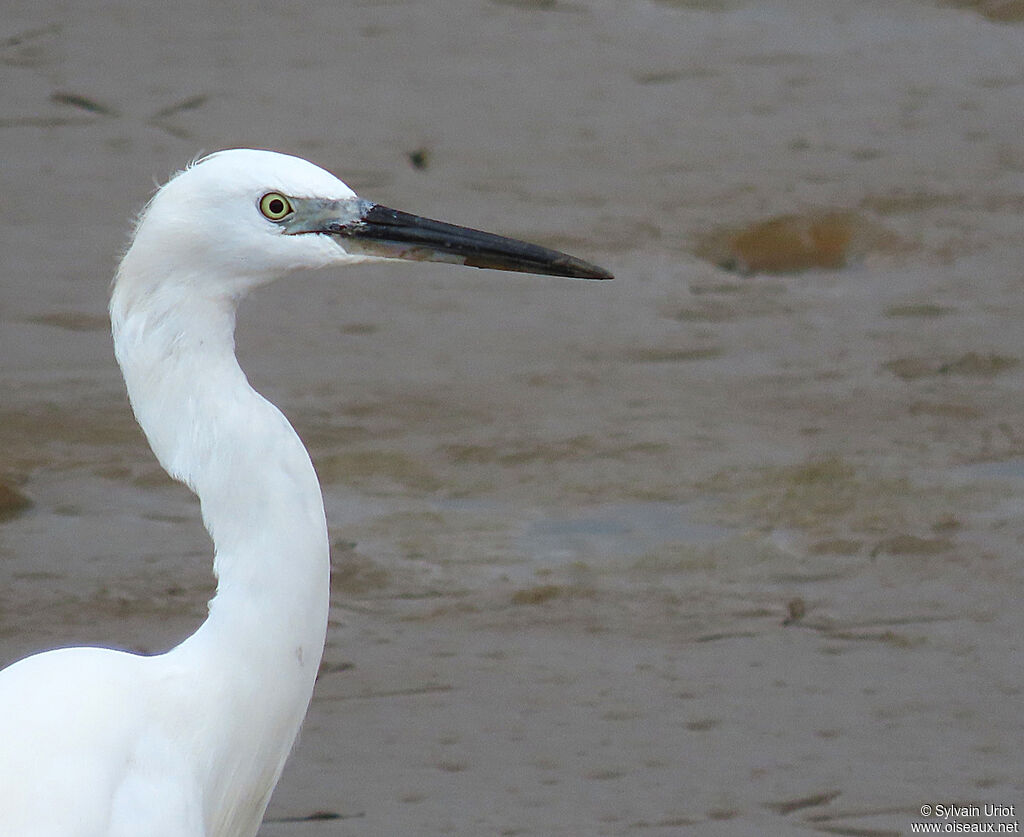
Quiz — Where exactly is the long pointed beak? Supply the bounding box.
[284,198,613,281]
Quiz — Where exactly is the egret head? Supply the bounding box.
[115,148,611,308]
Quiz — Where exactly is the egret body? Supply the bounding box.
[0,149,609,837]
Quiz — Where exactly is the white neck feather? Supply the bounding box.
[109,275,330,831]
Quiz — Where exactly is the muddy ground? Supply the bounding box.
[2,1,1024,834]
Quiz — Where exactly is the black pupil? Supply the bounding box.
[268,198,285,215]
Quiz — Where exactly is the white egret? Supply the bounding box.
[0,149,611,837]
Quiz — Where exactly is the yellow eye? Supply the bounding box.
[259,192,293,221]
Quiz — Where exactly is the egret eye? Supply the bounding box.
[259,192,293,221]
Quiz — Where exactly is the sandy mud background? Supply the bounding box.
[2,1,1024,834]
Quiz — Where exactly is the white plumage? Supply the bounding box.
[0,149,609,836]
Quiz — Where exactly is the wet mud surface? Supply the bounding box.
[3,1,1024,833]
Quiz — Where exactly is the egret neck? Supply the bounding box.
[109,274,330,827]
